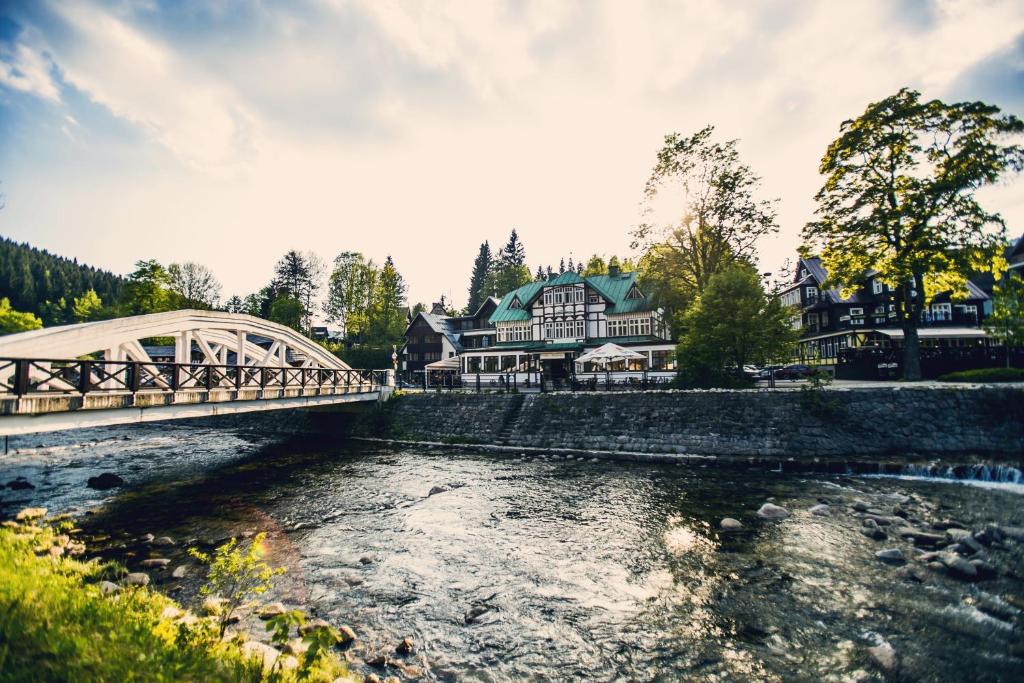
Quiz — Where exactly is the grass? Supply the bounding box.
[0,514,355,683]
[936,367,1024,383]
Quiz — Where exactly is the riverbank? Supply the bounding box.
[0,509,358,682]
[352,385,1024,458]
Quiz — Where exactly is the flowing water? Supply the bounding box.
[1,422,1023,682]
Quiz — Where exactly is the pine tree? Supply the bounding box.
[559,258,566,274]
[466,241,493,314]
[535,265,545,281]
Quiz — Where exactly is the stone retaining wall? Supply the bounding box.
[360,386,1024,458]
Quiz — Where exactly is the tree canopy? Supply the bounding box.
[803,88,1023,379]
[632,126,778,333]
[0,297,43,334]
[676,264,797,387]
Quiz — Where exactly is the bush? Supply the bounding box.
[937,367,1024,383]
[0,514,355,682]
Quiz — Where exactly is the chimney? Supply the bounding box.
[608,263,620,277]
[430,302,447,315]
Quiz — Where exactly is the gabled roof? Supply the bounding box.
[800,255,991,305]
[404,311,463,352]
[488,270,653,324]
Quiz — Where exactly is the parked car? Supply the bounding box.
[774,364,816,380]
[742,365,762,380]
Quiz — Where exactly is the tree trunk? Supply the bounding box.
[902,324,922,381]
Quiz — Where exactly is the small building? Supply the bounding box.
[399,298,498,380]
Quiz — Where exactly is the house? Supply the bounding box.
[399,298,499,378]
[780,255,991,369]
[458,265,676,384]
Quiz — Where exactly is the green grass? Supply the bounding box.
[937,367,1024,383]
[0,517,354,683]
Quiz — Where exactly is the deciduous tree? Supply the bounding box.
[632,126,778,334]
[0,297,42,334]
[168,262,222,309]
[804,88,1023,380]
[985,276,1024,368]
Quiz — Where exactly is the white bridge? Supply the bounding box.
[0,310,393,435]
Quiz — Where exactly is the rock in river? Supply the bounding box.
[140,558,170,568]
[427,485,448,497]
[867,639,898,672]
[87,472,124,490]
[940,553,978,580]
[15,507,46,521]
[875,549,906,565]
[720,518,743,531]
[125,572,150,586]
[809,504,830,516]
[259,602,286,619]
[756,504,790,520]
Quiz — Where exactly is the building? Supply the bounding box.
[458,266,676,386]
[780,255,992,369]
[399,298,498,378]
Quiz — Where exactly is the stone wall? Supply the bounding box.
[359,386,1024,459]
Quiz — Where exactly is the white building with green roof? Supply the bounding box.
[457,265,677,387]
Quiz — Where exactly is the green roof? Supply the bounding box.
[488,271,653,325]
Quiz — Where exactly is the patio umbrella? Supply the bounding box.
[576,343,646,386]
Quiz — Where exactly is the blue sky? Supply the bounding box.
[1,0,1022,309]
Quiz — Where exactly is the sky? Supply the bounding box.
[1,0,1023,312]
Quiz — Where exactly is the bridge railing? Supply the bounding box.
[0,358,390,397]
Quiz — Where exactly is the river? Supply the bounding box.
[1,421,1022,682]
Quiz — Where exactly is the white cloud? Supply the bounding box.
[0,42,61,102]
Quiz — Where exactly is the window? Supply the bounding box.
[542,286,584,306]
[588,293,600,304]
[501,356,517,371]
[607,316,652,338]
[543,322,553,339]
[931,303,952,321]
[820,311,829,327]
[625,285,644,300]
[800,268,808,279]
[805,286,818,303]
[651,350,676,370]
[849,307,864,316]
[468,357,481,372]
[509,296,522,310]
[483,356,498,372]
[872,280,883,294]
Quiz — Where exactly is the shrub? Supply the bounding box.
[937,367,1024,383]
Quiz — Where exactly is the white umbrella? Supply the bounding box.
[577,342,645,367]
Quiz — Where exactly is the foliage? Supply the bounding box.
[72,288,106,322]
[675,264,797,388]
[486,229,532,296]
[937,367,1024,383]
[798,370,841,417]
[466,241,493,314]
[119,260,178,316]
[984,276,1024,367]
[269,296,305,332]
[322,341,395,369]
[803,88,1024,380]
[271,251,325,333]
[0,296,43,333]
[188,533,285,637]
[0,517,256,681]
[369,255,408,342]
[325,251,378,339]
[168,262,222,309]
[632,126,779,334]
[0,236,123,323]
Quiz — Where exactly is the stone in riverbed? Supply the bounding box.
[395,637,414,654]
[15,507,46,521]
[171,565,188,579]
[998,526,1024,542]
[852,500,870,512]
[358,555,374,565]
[956,536,983,556]
[86,473,124,490]
[860,526,887,541]
[969,559,997,578]
[809,504,830,516]
[900,530,947,548]
[98,580,120,595]
[940,553,977,579]
[140,558,170,568]
[875,549,906,565]
[867,639,898,672]
[7,478,35,490]
[152,536,175,547]
[945,528,972,542]
[756,504,790,520]
[932,519,966,531]
[720,518,743,531]
[125,572,150,586]
[259,602,286,619]
[298,618,333,637]
[427,486,448,497]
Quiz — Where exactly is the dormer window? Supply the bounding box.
[800,268,808,279]
[625,284,644,300]
[872,280,883,294]
[509,296,522,310]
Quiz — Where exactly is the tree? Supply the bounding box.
[368,255,407,343]
[119,260,177,315]
[411,302,428,316]
[676,264,797,387]
[985,276,1024,368]
[269,296,304,331]
[224,295,244,313]
[804,88,1023,380]
[325,252,378,339]
[582,255,607,276]
[632,126,778,333]
[489,229,532,296]
[72,289,104,322]
[271,250,324,332]
[168,262,222,309]
[466,241,493,314]
[0,297,42,334]
[534,265,546,281]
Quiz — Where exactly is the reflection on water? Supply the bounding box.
[1,424,1023,681]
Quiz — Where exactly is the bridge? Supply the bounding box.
[0,310,393,436]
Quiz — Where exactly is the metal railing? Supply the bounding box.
[0,357,390,397]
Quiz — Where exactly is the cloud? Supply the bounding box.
[39,0,257,172]
[0,40,61,102]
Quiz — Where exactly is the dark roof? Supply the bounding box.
[404,311,463,352]
[801,255,991,304]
